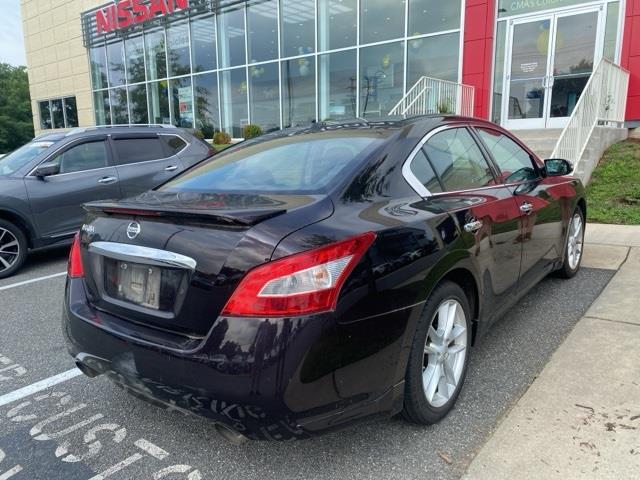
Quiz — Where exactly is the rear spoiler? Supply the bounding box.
[83,202,286,227]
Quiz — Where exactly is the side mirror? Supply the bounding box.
[34,161,60,178]
[544,158,573,177]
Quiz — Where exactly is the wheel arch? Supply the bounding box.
[0,208,35,249]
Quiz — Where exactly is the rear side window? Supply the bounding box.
[476,128,539,183]
[424,128,494,192]
[409,150,442,194]
[160,132,387,193]
[113,137,166,165]
[161,135,187,155]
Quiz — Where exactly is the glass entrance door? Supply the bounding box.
[503,7,603,130]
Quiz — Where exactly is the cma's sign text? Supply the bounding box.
[95,0,189,34]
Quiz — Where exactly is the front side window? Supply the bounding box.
[476,128,539,183]
[424,128,494,192]
[113,138,166,165]
[51,141,108,174]
[160,132,387,194]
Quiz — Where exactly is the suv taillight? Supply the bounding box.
[222,232,376,317]
[68,233,84,279]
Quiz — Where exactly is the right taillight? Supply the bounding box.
[222,232,376,317]
[68,233,84,279]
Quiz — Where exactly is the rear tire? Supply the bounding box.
[402,281,471,425]
[0,220,28,279]
[557,207,585,279]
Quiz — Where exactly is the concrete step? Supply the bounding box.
[510,128,563,142]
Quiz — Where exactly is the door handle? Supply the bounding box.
[164,165,179,172]
[464,219,484,233]
[98,176,118,184]
[520,202,534,215]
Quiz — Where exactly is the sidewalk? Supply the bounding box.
[463,224,640,480]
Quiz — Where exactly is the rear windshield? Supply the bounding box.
[0,141,55,176]
[159,131,388,194]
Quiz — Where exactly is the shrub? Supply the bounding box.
[200,123,215,139]
[213,131,232,145]
[192,129,205,140]
[243,124,263,139]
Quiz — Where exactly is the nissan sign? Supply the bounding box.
[95,0,190,34]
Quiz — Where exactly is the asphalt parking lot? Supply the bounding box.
[0,249,614,480]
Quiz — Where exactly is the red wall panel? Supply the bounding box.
[462,0,496,120]
[621,0,640,121]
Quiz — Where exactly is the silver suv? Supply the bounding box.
[0,125,215,278]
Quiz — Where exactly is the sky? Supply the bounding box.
[0,0,26,67]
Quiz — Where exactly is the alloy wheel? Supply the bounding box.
[567,213,584,270]
[422,299,468,408]
[0,227,20,273]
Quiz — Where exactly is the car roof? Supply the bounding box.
[63,125,184,137]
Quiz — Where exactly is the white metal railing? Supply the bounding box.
[551,58,629,167]
[389,76,475,117]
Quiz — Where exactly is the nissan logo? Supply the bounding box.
[126,222,141,239]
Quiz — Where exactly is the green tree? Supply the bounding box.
[0,63,34,154]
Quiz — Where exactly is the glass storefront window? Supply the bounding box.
[110,88,129,124]
[360,0,405,44]
[318,0,357,51]
[497,0,592,18]
[148,80,170,124]
[282,56,316,127]
[90,45,108,90]
[492,21,507,124]
[220,68,248,137]
[145,30,167,81]
[94,90,111,125]
[39,101,51,130]
[248,0,278,63]
[191,15,217,72]
[218,8,246,68]
[126,36,145,84]
[281,0,315,58]
[360,42,404,117]
[407,32,459,87]
[408,0,461,36]
[603,1,619,60]
[106,41,125,87]
[167,22,191,77]
[319,50,357,121]
[194,72,220,134]
[249,62,280,132]
[64,97,78,127]
[129,84,148,124]
[170,77,194,127]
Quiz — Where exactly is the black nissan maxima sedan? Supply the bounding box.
[63,116,586,442]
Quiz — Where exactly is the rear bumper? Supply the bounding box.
[63,278,414,440]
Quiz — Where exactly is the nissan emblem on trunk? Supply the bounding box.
[127,222,141,239]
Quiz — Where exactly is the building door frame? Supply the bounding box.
[501,4,606,130]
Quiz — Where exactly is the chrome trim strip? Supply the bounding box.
[89,241,197,271]
[402,125,454,197]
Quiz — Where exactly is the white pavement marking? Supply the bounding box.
[0,272,67,292]
[0,369,82,408]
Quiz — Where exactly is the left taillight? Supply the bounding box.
[222,232,376,317]
[68,233,84,279]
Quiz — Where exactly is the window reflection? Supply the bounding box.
[360,42,404,117]
[94,90,111,125]
[110,87,129,124]
[39,101,51,130]
[145,30,167,80]
[360,0,405,44]
[408,0,461,36]
[128,84,148,123]
[218,8,246,68]
[167,22,191,77]
[248,0,278,63]
[407,33,459,86]
[281,0,315,57]
[170,76,194,127]
[126,36,145,84]
[148,80,170,124]
[319,50,357,120]
[64,97,78,127]
[220,67,248,137]
[282,56,315,127]
[194,72,220,134]
[191,15,217,72]
[51,99,64,128]
[106,41,125,87]
[250,62,280,132]
[318,0,357,51]
[90,46,108,89]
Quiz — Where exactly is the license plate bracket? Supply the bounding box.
[115,261,161,310]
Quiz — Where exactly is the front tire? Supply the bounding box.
[557,208,585,279]
[402,281,471,425]
[0,220,28,279]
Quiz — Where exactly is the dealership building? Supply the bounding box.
[20,0,640,138]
